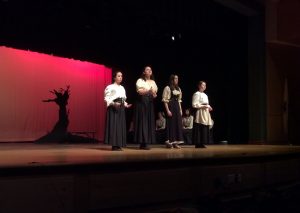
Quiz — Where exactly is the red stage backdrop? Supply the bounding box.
[0,46,112,142]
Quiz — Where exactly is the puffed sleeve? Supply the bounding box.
[192,92,201,108]
[104,85,114,107]
[121,86,129,106]
[162,86,171,103]
[136,78,144,93]
[178,87,182,103]
[152,80,158,93]
[121,86,127,100]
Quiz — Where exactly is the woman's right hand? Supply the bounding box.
[149,87,157,98]
[204,104,212,111]
[167,110,172,117]
[152,92,157,98]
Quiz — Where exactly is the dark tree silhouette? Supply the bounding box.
[35,85,70,143]
[36,85,97,143]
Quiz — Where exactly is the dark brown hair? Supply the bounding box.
[140,66,155,81]
[169,74,179,90]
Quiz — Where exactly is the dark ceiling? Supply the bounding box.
[0,1,199,58]
[0,0,260,65]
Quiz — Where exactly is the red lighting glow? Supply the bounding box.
[0,46,112,142]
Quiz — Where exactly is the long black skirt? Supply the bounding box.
[192,122,209,146]
[134,95,156,145]
[104,106,127,147]
[165,100,184,142]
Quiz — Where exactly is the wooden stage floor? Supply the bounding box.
[1,143,300,169]
[1,143,300,212]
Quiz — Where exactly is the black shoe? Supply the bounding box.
[195,144,206,148]
[112,146,123,151]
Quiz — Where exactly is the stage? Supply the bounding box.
[1,143,300,212]
[1,143,300,169]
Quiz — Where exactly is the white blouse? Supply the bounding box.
[192,91,213,125]
[104,84,127,107]
[136,78,158,93]
[162,86,182,103]
[192,91,209,108]
[182,115,193,129]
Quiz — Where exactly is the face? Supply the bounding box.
[174,75,178,85]
[143,66,152,78]
[199,82,206,92]
[185,109,190,116]
[114,72,123,84]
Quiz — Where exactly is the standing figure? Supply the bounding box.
[162,74,184,148]
[182,108,194,145]
[192,81,213,148]
[182,109,194,129]
[156,111,166,144]
[134,66,158,150]
[104,71,131,151]
[156,112,166,130]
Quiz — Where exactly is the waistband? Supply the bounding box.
[113,98,125,104]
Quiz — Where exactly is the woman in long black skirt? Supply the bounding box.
[134,66,158,150]
[104,71,132,151]
[162,74,184,149]
[192,81,213,148]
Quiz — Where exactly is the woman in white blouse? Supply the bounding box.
[182,108,193,145]
[162,74,184,148]
[134,66,158,150]
[182,109,194,129]
[104,71,131,151]
[156,112,166,130]
[192,81,213,148]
